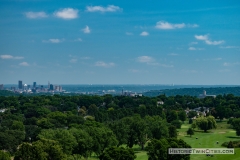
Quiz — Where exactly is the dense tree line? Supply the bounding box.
[0,93,239,159]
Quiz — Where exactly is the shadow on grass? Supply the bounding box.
[193,130,214,133]
[226,136,240,139]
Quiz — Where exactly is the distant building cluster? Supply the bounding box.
[0,84,3,90]
[7,80,63,94]
[198,90,216,98]
[122,90,142,97]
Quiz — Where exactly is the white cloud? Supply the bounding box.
[189,47,196,50]
[95,61,115,67]
[0,55,24,59]
[69,59,77,63]
[223,62,240,67]
[155,21,186,29]
[54,8,78,19]
[25,11,48,19]
[137,56,154,63]
[82,26,90,33]
[195,35,208,40]
[19,62,29,66]
[188,47,204,50]
[86,5,122,12]
[205,40,224,45]
[140,31,149,36]
[126,32,133,35]
[43,39,64,43]
[220,46,239,49]
[195,34,224,45]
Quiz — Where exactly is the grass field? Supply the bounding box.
[178,120,240,160]
[76,120,240,160]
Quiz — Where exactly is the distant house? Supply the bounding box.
[0,108,7,113]
[157,101,164,106]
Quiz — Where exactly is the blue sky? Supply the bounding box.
[0,0,240,85]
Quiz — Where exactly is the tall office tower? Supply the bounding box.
[18,80,23,89]
[0,84,3,90]
[50,84,54,90]
[33,82,36,88]
[48,81,50,89]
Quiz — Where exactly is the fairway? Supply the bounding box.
[178,121,240,160]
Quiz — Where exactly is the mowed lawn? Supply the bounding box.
[75,120,240,160]
[179,121,240,160]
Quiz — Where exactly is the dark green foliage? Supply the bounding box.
[69,128,93,159]
[171,120,182,129]
[0,150,11,160]
[227,141,234,148]
[146,138,191,160]
[14,140,66,160]
[38,129,78,155]
[168,125,177,138]
[178,110,187,122]
[99,147,136,160]
[222,140,240,148]
[230,118,240,136]
[195,116,217,132]
[188,111,197,118]
[186,128,194,137]
[189,118,193,124]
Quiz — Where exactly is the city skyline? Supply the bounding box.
[0,0,240,85]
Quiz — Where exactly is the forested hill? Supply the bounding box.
[143,87,240,97]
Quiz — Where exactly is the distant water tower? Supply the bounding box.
[203,90,206,96]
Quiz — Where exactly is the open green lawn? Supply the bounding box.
[179,120,240,160]
[76,120,240,160]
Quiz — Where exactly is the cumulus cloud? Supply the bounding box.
[195,35,208,40]
[19,62,29,66]
[155,21,185,29]
[82,26,90,33]
[205,40,224,45]
[43,39,64,43]
[188,47,204,50]
[0,55,24,59]
[25,11,48,19]
[137,56,154,63]
[195,34,224,45]
[95,61,115,67]
[140,31,149,36]
[86,5,122,12]
[54,8,78,19]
